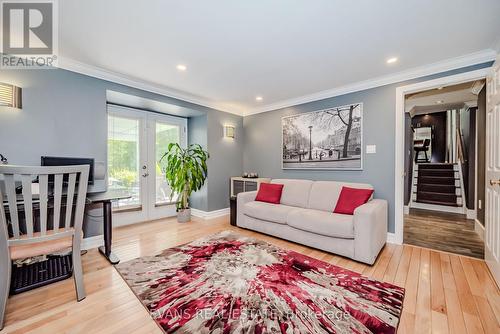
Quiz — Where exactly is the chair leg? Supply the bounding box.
[0,251,11,330]
[72,239,86,302]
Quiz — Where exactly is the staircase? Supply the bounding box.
[411,163,465,213]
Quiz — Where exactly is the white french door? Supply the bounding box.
[107,104,187,225]
[485,57,500,286]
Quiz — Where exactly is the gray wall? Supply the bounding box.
[188,115,209,211]
[0,69,108,192]
[0,61,493,234]
[243,62,492,233]
[0,68,243,218]
[187,111,244,211]
[206,110,244,211]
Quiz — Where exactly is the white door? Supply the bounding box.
[146,112,187,220]
[107,105,187,225]
[485,57,500,286]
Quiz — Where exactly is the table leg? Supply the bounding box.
[98,200,120,264]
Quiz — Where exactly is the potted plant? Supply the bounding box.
[160,143,209,223]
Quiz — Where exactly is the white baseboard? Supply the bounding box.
[82,235,104,250]
[191,207,230,219]
[475,219,485,241]
[403,205,410,215]
[466,209,477,220]
[387,232,402,245]
[82,208,228,250]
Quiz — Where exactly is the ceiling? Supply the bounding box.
[405,81,484,116]
[58,0,500,116]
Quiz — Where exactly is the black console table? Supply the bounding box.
[87,190,130,265]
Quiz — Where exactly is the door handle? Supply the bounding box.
[490,179,500,186]
[142,173,149,178]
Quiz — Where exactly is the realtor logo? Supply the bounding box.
[1,0,58,69]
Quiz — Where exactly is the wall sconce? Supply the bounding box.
[0,82,22,109]
[224,125,235,139]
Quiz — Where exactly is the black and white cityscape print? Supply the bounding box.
[282,103,363,170]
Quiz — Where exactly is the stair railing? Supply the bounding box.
[456,128,467,164]
[456,127,468,212]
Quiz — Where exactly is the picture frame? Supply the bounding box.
[281,103,363,170]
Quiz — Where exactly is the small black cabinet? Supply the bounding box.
[230,196,237,226]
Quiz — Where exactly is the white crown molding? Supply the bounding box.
[57,56,242,116]
[57,49,496,118]
[244,49,497,116]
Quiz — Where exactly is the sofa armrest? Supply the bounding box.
[236,191,257,226]
[353,199,388,265]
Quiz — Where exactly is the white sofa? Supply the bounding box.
[237,179,388,265]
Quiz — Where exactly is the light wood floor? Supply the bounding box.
[3,216,499,333]
[404,208,485,259]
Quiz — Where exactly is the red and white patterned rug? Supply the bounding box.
[116,231,405,334]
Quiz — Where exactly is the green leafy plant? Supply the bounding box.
[160,143,209,210]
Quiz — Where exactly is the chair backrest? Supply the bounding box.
[0,165,89,246]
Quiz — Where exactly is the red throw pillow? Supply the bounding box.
[334,186,374,215]
[255,183,284,204]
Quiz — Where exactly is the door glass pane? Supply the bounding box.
[155,122,180,205]
[108,115,141,209]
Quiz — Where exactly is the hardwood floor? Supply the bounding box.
[404,208,485,259]
[3,215,499,333]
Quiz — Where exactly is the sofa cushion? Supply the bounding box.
[271,179,313,208]
[307,181,373,212]
[287,209,354,239]
[334,186,374,215]
[255,183,284,204]
[243,201,301,224]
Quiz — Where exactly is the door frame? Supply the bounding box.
[393,68,490,244]
[145,111,187,221]
[107,104,187,226]
[484,59,500,286]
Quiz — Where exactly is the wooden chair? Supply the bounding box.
[0,165,89,330]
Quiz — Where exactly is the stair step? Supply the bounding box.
[414,190,461,197]
[416,191,458,203]
[415,199,461,207]
[418,163,456,170]
[417,184,457,193]
[418,169,456,177]
[418,176,458,185]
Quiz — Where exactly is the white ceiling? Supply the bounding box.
[405,81,483,115]
[58,0,500,116]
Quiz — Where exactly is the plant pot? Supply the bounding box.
[177,208,191,223]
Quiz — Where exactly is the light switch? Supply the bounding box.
[366,145,376,154]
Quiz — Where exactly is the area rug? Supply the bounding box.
[116,231,405,334]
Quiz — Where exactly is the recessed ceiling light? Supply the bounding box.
[386,57,398,64]
[256,96,263,101]
[436,100,444,104]
[176,64,187,71]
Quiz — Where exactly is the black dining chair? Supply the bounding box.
[414,139,431,163]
